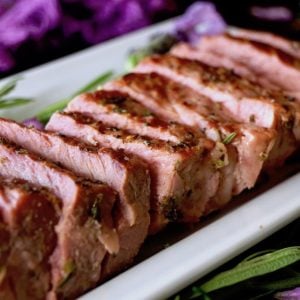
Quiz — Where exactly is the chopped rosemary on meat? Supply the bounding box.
[162,196,181,222]
[15,148,28,154]
[249,114,256,123]
[143,111,154,117]
[213,158,226,169]
[113,107,127,114]
[222,132,237,145]
[89,196,102,221]
[259,151,268,161]
[59,260,76,288]
[211,142,228,169]
[143,139,152,146]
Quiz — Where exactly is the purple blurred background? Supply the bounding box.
[0,0,299,77]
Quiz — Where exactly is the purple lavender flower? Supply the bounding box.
[23,117,44,130]
[250,6,293,22]
[0,0,15,17]
[0,0,61,48]
[0,0,175,73]
[174,1,226,44]
[275,287,300,300]
[0,47,14,72]
[62,0,175,44]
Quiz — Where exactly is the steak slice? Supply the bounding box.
[171,34,300,98]
[0,138,118,299]
[0,178,60,300]
[47,112,220,233]
[66,90,198,145]
[66,90,236,210]
[0,117,150,281]
[105,72,277,194]
[0,211,12,300]
[135,55,297,165]
[228,27,300,60]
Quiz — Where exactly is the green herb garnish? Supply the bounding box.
[259,151,268,161]
[195,247,300,295]
[0,77,33,110]
[125,34,178,72]
[222,132,237,145]
[89,196,102,221]
[36,70,114,124]
[58,260,76,288]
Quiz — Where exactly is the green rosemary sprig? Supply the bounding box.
[0,77,33,109]
[36,70,114,124]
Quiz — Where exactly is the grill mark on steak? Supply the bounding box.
[0,137,118,299]
[135,54,297,167]
[227,27,300,60]
[172,34,300,99]
[66,90,199,145]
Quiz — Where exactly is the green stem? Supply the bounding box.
[36,70,114,124]
[200,247,300,293]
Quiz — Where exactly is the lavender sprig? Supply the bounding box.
[275,287,300,300]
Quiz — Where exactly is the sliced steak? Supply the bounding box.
[228,27,300,59]
[171,37,300,145]
[172,34,300,99]
[66,90,236,210]
[106,72,277,194]
[0,207,10,273]
[135,55,297,166]
[47,112,220,233]
[0,117,150,281]
[0,138,118,299]
[0,214,12,300]
[66,90,198,145]
[0,178,60,300]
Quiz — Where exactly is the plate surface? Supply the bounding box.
[1,19,299,300]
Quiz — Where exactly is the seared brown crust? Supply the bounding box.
[0,117,150,281]
[105,72,278,195]
[136,54,297,166]
[228,34,300,69]
[228,27,300,60]
[66,89,235,213]
[0,177,60,300]
[47,111,219,234]
[66,90,199,145]
[172,34,300,98]
[0,138,118,299]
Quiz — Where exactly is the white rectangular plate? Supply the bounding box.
[1,19,299,300]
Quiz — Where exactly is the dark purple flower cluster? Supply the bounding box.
[61,0,175,44]
[0,0,175,73]
[275,287,300,300]
[250,6,293,22]
[174,1,226,44]
[0,0,61,71]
